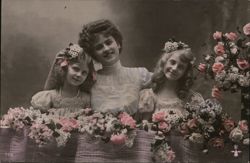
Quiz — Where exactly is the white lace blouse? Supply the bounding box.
[31,89,90,114]
[91,61,151,115]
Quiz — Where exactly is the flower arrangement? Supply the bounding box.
[77,110,137,147]
[139,109,183,163]
[0,107,137,148]
[180,95,249,157]
[198,23,250,122]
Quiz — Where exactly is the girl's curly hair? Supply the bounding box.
[146,42,195,100]
[78,19,123,60]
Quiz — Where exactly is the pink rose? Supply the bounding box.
[166,149,176,162]
[110,134,127,145]
[60,60,68,67]
[187,118,198,130]
[243,23,250,35]
[213,31,222,40]
[158,122,171,132]
[214,43,225,56]
[238,120,248,134]
[119,113,136,129]
[59,118,79,132]
[209,138,224,148]
[225,32,237,41]
[237,59,250,70]
[198,63,206,73]
[212,62,224,74]
[223,119,235,132]
[211,87,222,99]
[152,111,166,122]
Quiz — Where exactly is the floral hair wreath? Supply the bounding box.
[163,39,190,53]
[56,43,85,68]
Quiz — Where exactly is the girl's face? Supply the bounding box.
[92,34,120,66]
[163,51,189,81]
[65,63,89,87]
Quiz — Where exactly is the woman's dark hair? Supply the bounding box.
[78,19,123,59]
[146,47,194,100]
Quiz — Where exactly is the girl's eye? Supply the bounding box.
[105,39,113,46]
[94,44,103,51]
[169,60,176,65]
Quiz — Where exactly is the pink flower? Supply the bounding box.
[223,119,235,132]
[214,43,225,56]
[237,59,250,70]
[225,32,237,41]
[119,113,136,129]
[198,63,206,73]
[209,138,224,148]
[213,31,222,40]
[187,118,198,130]
[152,111,166,122]
[211,87,222,99]
[60,60,68,67]
[158,122,171,132]
[243,23,250,35]
[59,118,79,132]
[110,134,127,145]
[166,149,176,162]
[212,62,224,74]
[238,120,248,134]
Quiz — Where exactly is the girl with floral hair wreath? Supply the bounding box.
[137,39,201,163]
[31,43,95,115]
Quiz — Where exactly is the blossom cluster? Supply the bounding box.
[139,110,183,163]
[0,107,137,148]
[77,110,137,147]
[198,23,250,94]
[181,97,249,155]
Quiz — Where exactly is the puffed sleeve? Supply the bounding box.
[138,68,152,88]
[31,90,53,112]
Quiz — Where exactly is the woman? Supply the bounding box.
[78,19,152,115]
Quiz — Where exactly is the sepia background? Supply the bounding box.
[1,0,249,120]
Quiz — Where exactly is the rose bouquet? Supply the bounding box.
[77,109,137,147]
[139,109,183,163]
[198,23,250,122]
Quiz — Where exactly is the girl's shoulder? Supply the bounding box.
[31,90,58,111]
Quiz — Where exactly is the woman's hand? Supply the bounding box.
[211,87,222,100]
[138,89,155,113]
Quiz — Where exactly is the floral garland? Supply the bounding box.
[197,23,250,123]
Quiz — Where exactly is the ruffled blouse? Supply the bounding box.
[31,90,90,114]
[91,61,151,115]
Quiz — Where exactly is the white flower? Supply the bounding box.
[55,129,71,147]
[243,138,249,145]
[189,133,204,143]
[215,56,225,63]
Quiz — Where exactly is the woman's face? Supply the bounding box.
[92,34,120,66]
[163,51,189,81]
[65,62,89,87]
